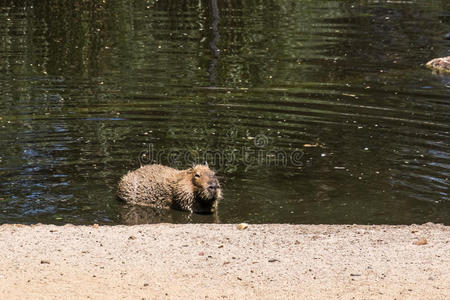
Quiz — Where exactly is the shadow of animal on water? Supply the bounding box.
[119,204,220,225]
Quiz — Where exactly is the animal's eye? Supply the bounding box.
[195,173,200,178]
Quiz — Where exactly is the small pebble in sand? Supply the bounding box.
[128,236,136,240]
[413,238,427,245]
[237,223,249,230]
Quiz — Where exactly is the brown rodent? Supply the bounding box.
[117,163,222,214]
[426,56,450,72]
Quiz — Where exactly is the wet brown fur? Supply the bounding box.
[117,164,222,214]
[426,56,450,73]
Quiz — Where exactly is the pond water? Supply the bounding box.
[0,1,449,225]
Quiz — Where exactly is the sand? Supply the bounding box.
[0,223,449,299]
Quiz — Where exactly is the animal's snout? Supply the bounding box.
[208,181,219,191]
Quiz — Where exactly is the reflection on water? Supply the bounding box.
[120,204,219,225]
[0,1,449,225]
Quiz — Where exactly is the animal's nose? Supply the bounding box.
[208,181,218,190]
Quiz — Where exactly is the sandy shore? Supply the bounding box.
[0,223,449,299]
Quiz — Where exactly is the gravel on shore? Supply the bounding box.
[0,223,449,299]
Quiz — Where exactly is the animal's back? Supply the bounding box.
[426,56,450,72]
[117,164,179,208]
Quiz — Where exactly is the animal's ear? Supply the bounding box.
[204,161,208,167]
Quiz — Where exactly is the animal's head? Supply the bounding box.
[189,162,222,203]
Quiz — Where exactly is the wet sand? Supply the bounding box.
[0,223,449,299]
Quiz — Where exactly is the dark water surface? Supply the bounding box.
[0,1,449,225]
